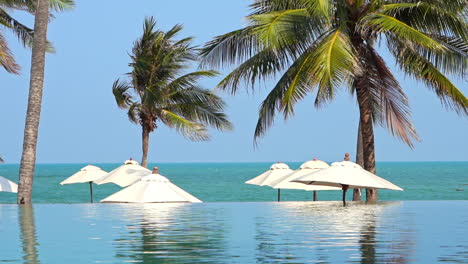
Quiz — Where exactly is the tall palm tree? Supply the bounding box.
[17,0,74,204]
[0,0,73,73]
[201,0,468,201]
[113,17,232,168]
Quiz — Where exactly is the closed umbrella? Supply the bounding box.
[94,159,150,187]
[0,176,18,193]
[245,162,294,201]
[60,165,107,203]
[270,159,341,201]
[100,167,202,203]
[293,154,403,206]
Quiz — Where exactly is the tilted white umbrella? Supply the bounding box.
[94,159,150,187]
[245,162,294,201]
[0,176,18,193]
[293,155,403,206]
[100,167,202,203]
[270,159,341,201]
[60,165,108,203]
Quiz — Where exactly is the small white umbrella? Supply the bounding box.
[270,159,341,201]
[60,165,108,203]
[100,167,202,203]
[0,176,18,193]
[94,159,150,187]
[293,154,403,206]
[245,162,294,201]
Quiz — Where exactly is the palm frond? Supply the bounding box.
[381,2,467,40]
[112,79,134,109]
[48,0,74,11]
[364,46,419,147]
[160,110,210,141]
[199,26,260,69]
[127,102,141,124]
[0,8,34,47]
[359,13,446,51]
[165,70,219,92]
[392,41,468,115]
[247,8,320,49]
[0,33,19,73]
[307,28,361,107]
[216,47,291,94]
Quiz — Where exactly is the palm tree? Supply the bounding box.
[201,0,468,201]
[17,0,74,204]
[113,17,232,168]
[0,0,74,74]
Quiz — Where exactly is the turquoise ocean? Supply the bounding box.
[1,161,467,203]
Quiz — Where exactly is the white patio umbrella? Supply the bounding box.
[245,162,294,201]
[94,159,150,187]
[270,159,341,201]
[0,176,18,193]
[100,167,202,203]
[60,165,108,203]
[293,155,403,206]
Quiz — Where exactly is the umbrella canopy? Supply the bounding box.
[94,159,151,187]
[245,162,294,186]
[100,167,202,203]
[0,176,17,193]
[270,160,340,191]
[60,165,107,185]
[293,161,403,191]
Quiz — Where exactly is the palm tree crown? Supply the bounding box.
[113,17,232,166]
[201,0,467,144]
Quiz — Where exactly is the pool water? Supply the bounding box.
[0,201,467,263]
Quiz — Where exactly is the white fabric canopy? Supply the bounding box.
[293,161,403,191]
[270,160,340,191]
[0,176,17,193]
[94,162,151,187]
[60,165,107,185]
[245,162,294,187]
[100,173,202,203]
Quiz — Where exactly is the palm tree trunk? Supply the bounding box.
[17,0,49,204]
[355,80,378,202]
[353,122,364,201]
[141,126,150,168]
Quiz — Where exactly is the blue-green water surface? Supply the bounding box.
[0,201,467,263]
[0,162,467,203]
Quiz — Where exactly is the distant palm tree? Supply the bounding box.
[17,0,74,204]
[0,0,74,73]
[201,0,468,201]
[113,17,232,168]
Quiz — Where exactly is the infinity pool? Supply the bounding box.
[0,201,467,263]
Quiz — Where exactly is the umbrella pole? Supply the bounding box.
[277,189,281,202]
[342,184,349,206]
[313,191,317,201]
[89,182,93,203]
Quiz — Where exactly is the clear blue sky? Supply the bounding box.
[1,0,467,163]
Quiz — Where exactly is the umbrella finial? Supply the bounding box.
[344,153,350,161]
[129,157,133,160]
[152,167,159,174]
[313,157,317,161]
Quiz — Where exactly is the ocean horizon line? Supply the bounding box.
[1,160,467,165]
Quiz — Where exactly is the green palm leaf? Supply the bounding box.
[160,110,210,141]
[360,13,446,51]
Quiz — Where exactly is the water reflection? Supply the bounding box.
[251,202,407,263]
[114,204,227,263]
[8,201,467,263]
[19,205,40,264]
